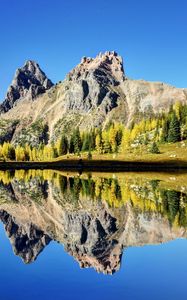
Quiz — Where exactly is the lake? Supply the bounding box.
[0,170,187,300]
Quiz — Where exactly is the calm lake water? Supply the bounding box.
[0,170,187,300]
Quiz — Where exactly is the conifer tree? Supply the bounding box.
[168,112,181,143]
[149,142,160,154]
[181,104,187,125]
[160,119,169,143]
[2,143,15,160]
[69,135,75,153]
[173,101,181,120]
[102,131,111,153]
[144,133,149,145]
[109,126,118,153]
[95,130,103,154]
[57,134,68,156]
[72,128,82,154]
[82,132,90,151]
[90,129,96,150]
[121,128,131,151]
[15,145,26,161]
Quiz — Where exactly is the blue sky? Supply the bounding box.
[0,0,187,100]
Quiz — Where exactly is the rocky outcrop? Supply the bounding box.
[63,51,124,114]
[68,51,124,85]
[0,60,53,113]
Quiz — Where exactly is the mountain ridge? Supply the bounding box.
[0,51,187,145]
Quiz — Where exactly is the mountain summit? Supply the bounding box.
[67,51,125,84]
[62,51,125,114]
[0,60,53,113]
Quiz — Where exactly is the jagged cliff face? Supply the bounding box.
[0,51,187,143]
[0,172,186,274]
[0,60,53,113]
[65,51,124,111]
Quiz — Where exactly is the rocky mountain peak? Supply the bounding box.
[67,50,125,85]
[0,60,54,113]
[62,51,125,115]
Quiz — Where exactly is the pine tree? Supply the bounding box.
[168,112,181,143]
[69,135,75,153]
[2,143,15,160]
[72,128,82,154]
[31,147,37,161]
[160,119,169,143]
[181,104,187,125]
[90,129,96,150]
[57,134,68,156]
[144,133,149,145]
[183,119,187,140]
[8,144,15,160]
[121,128,131,151]
[130,124,140,142]
[43,145,56,160]
[102,131,111,153]
[173,101,182,120]
[15,145,26,161]
[82,132,90,151]
[149,142,160,154]
[95,130,103,154]
[109,126,118,153]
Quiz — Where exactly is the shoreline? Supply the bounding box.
[0,159,187,172]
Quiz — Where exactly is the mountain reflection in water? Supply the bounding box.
[0,170,187,275]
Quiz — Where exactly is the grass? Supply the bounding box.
[0,141,187,172]
[51,141,187,165]
[92,142,187,162]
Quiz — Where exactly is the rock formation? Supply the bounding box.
[64,51,124,112]
[0,60,53,113]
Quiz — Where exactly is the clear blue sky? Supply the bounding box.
[0,0,187,100]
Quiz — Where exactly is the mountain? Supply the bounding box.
[0,60,53,113]
[0,51,187,145]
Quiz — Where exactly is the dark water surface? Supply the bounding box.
[0,170,187,300]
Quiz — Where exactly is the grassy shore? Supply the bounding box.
[0,142,187,172]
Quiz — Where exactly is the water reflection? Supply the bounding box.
[0,170,187,274]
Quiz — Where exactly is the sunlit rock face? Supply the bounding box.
[0,171,187,274]
[64,51,124,113]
